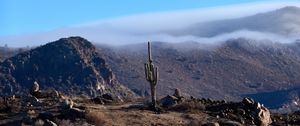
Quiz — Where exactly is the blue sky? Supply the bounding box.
[1,0,277,37]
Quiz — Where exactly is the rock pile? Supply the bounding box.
[206,97,272,126]
[92,93,123,104]
[160,88,185,108]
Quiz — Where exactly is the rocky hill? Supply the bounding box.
[0,37,134,98]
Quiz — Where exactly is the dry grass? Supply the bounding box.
[85,110,108,126]
[169,101,205,113]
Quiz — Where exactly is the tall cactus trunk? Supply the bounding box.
[150,83,156,108]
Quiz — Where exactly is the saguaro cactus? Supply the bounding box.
[144,41,159,108]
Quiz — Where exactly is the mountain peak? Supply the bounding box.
[270,6,300,16]
[44,36,95,51]
[277,6,300,12]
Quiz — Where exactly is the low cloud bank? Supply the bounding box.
[1,1,300,47]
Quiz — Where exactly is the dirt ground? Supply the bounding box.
[85,103,210,126]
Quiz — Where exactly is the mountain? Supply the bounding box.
[0,46,27,62]
[99,38,300,109]
[0,37,134,98]
[1,37,300,110]
[170,6,300,37]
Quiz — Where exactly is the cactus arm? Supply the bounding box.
[154,67,158,85]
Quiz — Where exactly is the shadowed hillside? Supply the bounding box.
[101,38,300,110]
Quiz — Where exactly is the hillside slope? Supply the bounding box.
[101,38,300,109]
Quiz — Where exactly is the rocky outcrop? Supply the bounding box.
[242,97,272,126]
[0,37,135,98]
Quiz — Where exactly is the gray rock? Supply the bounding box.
[173,88,181,98]
[160,95,178,108]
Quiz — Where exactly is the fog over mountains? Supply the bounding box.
[1,6,300,111]
[1,4,300,47]
[174,6,300,37]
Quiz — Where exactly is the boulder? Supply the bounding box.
[160,95,178,108]
[173,88,184,102]
[242,97,272,126]
[255,105,272,126]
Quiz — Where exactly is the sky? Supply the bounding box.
[1,0,300,47]
[0,0,282,36]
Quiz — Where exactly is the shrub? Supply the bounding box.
[85,110,107,126]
